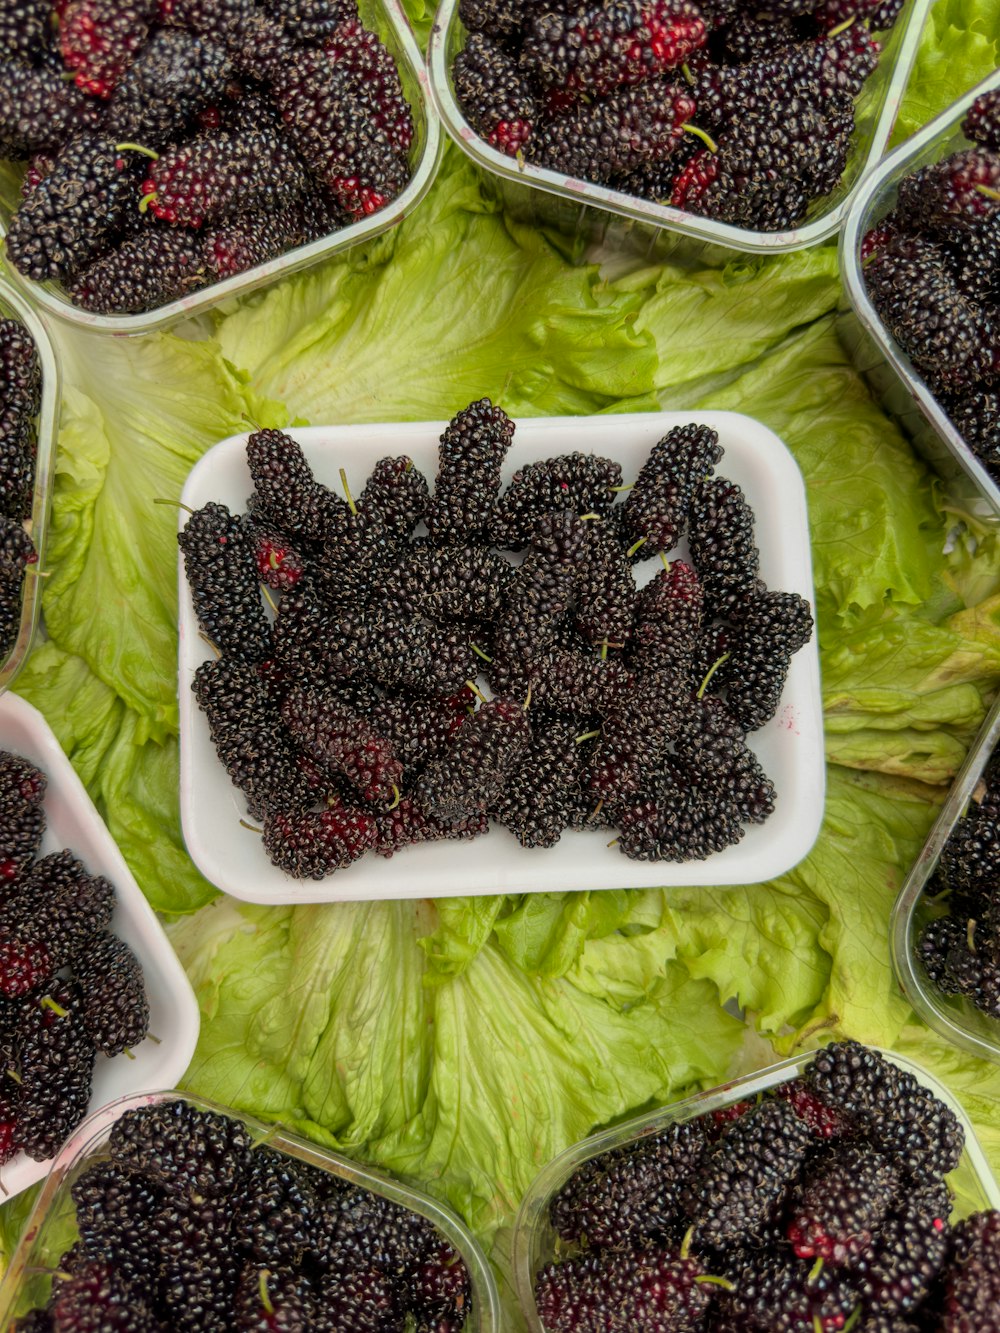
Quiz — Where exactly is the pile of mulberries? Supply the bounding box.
[0,748,150,1167]
[862,87,1000,486]
[182,400,813,879]
[533,1041,996,1332]
[1,0,415,315]
[12,1098,474,1331]
[451,0,899,233]
[916,746,1000,1022]
[0,316,42,668]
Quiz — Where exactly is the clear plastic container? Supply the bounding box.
[0,693,201,1199]
[0,1089,502,1330]
[0,280,58,693]
[427,0,931,257]
[839,68,1000,526]
[890,691,1000,1066]
[0,0,442,337]
[512,1047,1000,1331]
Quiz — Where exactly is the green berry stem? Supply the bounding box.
[697,652,730,699]
[681,123,718,153]
[259,1269,275,1316]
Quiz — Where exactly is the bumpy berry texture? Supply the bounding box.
[142,126,308,227]
[273,46,411,219]
[281,685,403,803]
[964,89,1000,152]
[416,696,531,823]
[69,227,209,314]
[109,1098,253,1198]
[192,657,315,821]
[453,33,538,157]
[105,28,233,147]
[425,398,515,544]
[622,422,723,557]
[72,932,149,1056]
[178,502,272,663]
[247,427,343,540]
[488,452,622,549]
[6,137,138,284]
[0,1,50,64]
[936,1209,1000,1331]
[519,0,707,97]
[18,979,98,1162]
[865,235,983,395]
[263,803,378,878]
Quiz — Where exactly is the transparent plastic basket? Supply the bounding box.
[890,692,1000,1066]
[0,280,58,693]
[512,1047,1000,1331]
[0,1089,502,1330]
[0,0,442,336]
[427,0,931,258]
[839,68,1000,526]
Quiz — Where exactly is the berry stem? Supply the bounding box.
[523,684,532,711]
[240,819,264,833]
[260,584,279,615]
[968,919,978,953]
[659,552,670,571]
[608,484,633,492]
[843,1309,862,1333]
[387,784,401,812]
[681,62,695,85]
[681,123,718,153]
[578,512,602,520]
[607,836,619,847]
[471,643,494,662]
[259,1269,275,1316]
[813,1319,823,1333]
[827,14,857,34]
[6,1068,21,1085]
[39,995,68,1018]
[138,192,158,214]
[976,184,1000,201]
[153,498,195,515]
[808,1256,824,1283]
[575,729,600,743]
[340,467,357,515]
[464,679,490,704]
[116,142,159,159]
[681,1225,695,1261]
[626,535,648,558]
[697,651,730,699]
[123,1047,136,1060]
[696,1275,736,1290]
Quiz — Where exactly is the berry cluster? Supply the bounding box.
[181,401,812,879]
[863,88,1000,485]
[0,749,150,1167]
[534,1041,993,1332]
[0,317,42,667]
[12,1098,474,1331]
[2,1,415,315]
[452,0,897,233]
[917,748,1000,1021]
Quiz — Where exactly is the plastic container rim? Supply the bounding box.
[0,0,443,337]
[511,1045,1000,1332]
[0,280,59,693]
[889,691,1000,1065]
[0,1087,502,1332]
[839,66,1000,519]
[427,0,932,254]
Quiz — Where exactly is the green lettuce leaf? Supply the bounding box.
[38,328,251,732]
[893,1,1000,146]
[215,149,661,425]
[169,898,743,1261]
[14,642,217,915]
[677,317,944,624]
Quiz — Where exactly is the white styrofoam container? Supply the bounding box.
[0,693,200,1197]
[178,411,825,904]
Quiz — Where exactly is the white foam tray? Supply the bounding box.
[178,411,825,904]
[0,693,200,1197]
